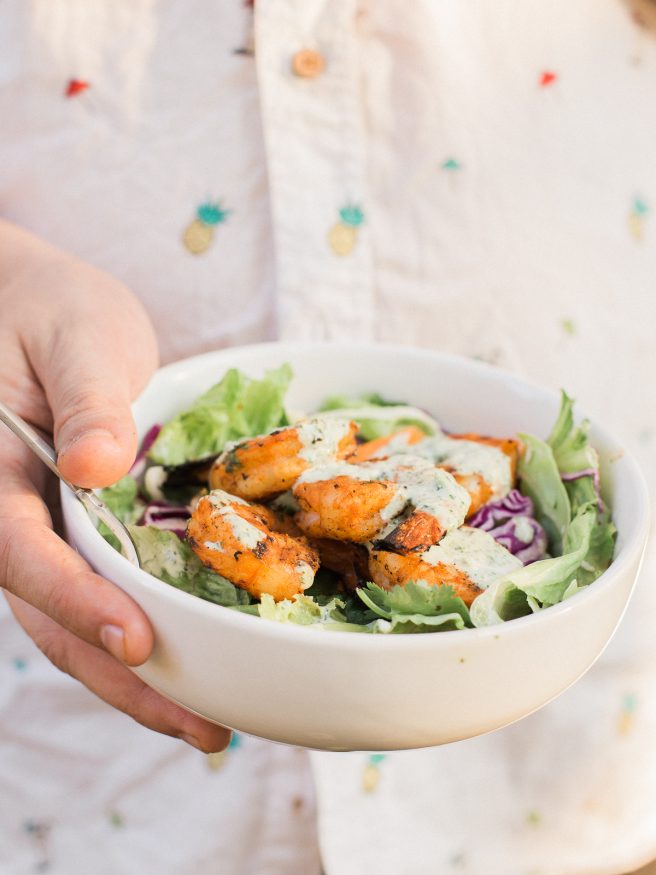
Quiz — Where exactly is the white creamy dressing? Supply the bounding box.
[379,430,423,455]
[391,464,470,532]
[138,534,188,579]
[513,516,535,544]
[296,416,354,465]
[204,490,265,550]
[295,460,384,485]
[295,562,315,591]
[203,540,223,551]
[221,510,265,550]
[392,435,512,498]
[295,455,469,533]
[144,465,168,501]
[207,490,249,508]
[422,527,522,590]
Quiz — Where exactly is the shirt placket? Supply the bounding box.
[255,0,373,342]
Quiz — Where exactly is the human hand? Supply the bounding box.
[0,221,229,752]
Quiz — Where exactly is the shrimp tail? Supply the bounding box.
[372,510,444,555]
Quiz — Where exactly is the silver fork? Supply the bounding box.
[0,400,140,566]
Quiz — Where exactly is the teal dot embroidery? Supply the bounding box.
[338,205,365,227]
[228,732,242,750]
[633,197,649,216]
[441,157,462,171]
[196,202,231,225]
[369,753,386,765]
[12,657,27,671]
[622,692,638,713]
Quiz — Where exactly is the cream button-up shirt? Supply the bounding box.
[1,1,656,873]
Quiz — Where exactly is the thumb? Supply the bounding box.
[41,323,156,489]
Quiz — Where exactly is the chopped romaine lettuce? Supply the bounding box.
[97,475,145,551]
[517,433,571,555]
[126,525,250,607]
[320,392,402,410]
[99,474,144,524]
[470,503,597,626]
[148,364,292,466]
[257,594,371,631]
[547,391,599,475]
[319,393,439,440]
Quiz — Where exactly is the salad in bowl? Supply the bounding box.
[98,364,615,635]
[60,343,647,750]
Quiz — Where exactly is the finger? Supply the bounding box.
[7,594,231,753]
[30,309,157,489]
[0,459,154,665]
[48,332,140,487]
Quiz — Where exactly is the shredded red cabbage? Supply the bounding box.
[486,517,548,565]
[138,500,190,539]
[130,424,162,478]
[469,489,547,565]
[561,467,604,512]
[468,489,533,529]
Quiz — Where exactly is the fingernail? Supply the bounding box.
[100,624,127,662]
[180,733,205,751]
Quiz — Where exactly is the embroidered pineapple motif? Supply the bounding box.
[183,202,231,255]
[628,196,648,241]
[328,204,364,256]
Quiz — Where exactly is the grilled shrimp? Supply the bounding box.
[369,526,523,606]
[187,490,320,601]
[449,433,519,480]
[349,426,426,463]
[293,456,470,552]
[294,474,405,543]
[209,417,358,501]
[368,549,483,606]
[439,469,493,517]
[374,432,518,514]
[313,539,370,592]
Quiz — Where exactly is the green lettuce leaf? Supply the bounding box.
[320,392,402,410]
[383,612,468,633]
[319,394,439,441]
[357,580,472,626]
[98,475,144,524]
[148,364,293,466]
[258,593,324,625]
[577,516,617,586]
[126,525,250,607]
[97,475,145,551]
[547,390,599,475]
[545,390,616,576]
[257,594,372,631]
[517,433,571,555]
[470,503,597,626]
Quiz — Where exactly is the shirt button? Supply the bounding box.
[291,48,325,79]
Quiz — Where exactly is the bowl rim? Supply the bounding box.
[61,340,652,651]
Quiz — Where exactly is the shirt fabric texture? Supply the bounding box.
[1,1,656,873]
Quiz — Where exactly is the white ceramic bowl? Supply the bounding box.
[62,343,650,751]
